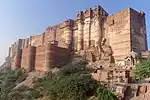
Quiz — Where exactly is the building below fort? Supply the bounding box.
[8,5,149,72]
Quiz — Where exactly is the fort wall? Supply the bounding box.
[35,45,46,71]
[8,5,148,71]
[104,8,131,63]
[19,42,70,72]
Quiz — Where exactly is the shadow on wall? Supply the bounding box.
[123,86,135,100]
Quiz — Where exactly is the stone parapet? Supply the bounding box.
[84,8,92,18]
[77,11,84,21]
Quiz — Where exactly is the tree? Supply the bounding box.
[34,61,117,100]
[0,69,27,100]
[8,86,42,100]
[0,60,117,100]
[34,61,98,100]
[134,60,150,80]
[94,86,117,100]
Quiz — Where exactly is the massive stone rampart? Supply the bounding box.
[8,5,148,71]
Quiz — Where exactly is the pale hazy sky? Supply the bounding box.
[0,0,150,64]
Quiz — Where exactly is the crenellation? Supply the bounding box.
[64,19,74,28]
[84,8,92,18]
[93,5,101,17]
[93,5,108,18]
[77,11,84,20]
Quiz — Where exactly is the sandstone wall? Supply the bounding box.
[104,8,131,63]
[8,5,148,70]
[35,46,46,71]
[83,12,91,49]
[30,34,44,47]
[55,26,66,48]
[53,46,70,66]
[21,46,36,71]
[20,43,70,72]
[72,28,78,51]
[35,44,70,72]
[11,48,22,70]
[21,47,28,69]
[76,6,108,50]
[45,26,57,45]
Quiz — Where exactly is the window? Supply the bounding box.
[109,20,115,26]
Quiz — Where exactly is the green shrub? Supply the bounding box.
[94,86,117,100]
[134,60,150,80]
[0,60,117,100]
[0,69,27,100]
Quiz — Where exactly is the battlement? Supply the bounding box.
[64,19,74,26]
[77,5,108,20]
[45,26,57,33]
[77,11,84,20]
[93,5,108,17]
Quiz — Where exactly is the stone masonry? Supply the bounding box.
[8,5,148,72]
